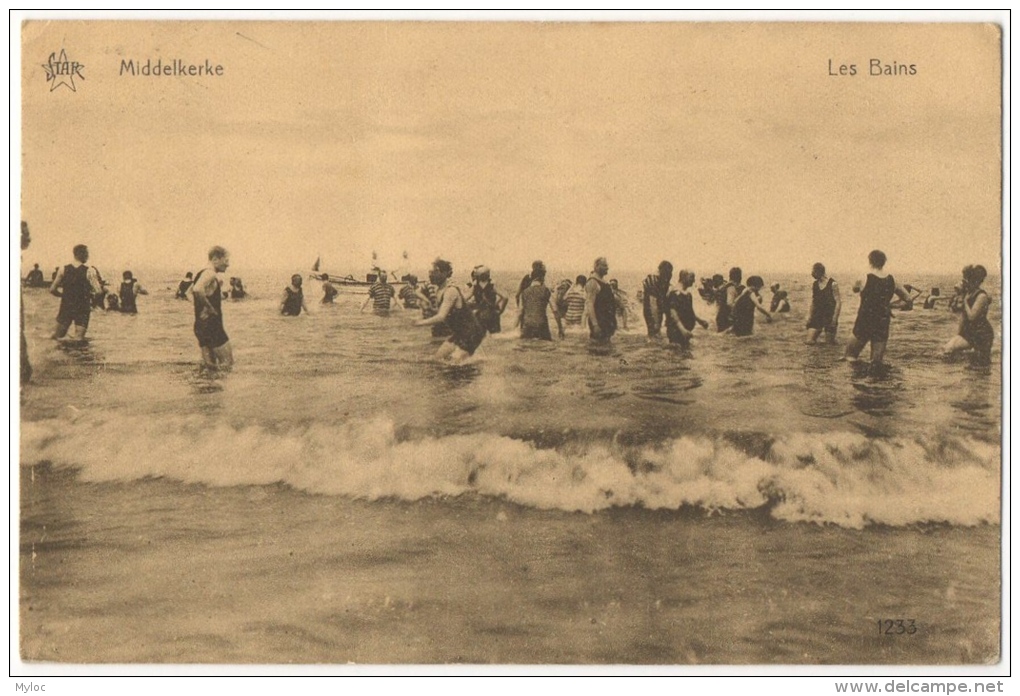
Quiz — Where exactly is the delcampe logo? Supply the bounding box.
[42,49,85,92]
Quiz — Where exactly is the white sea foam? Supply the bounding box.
[21,415,1000,528]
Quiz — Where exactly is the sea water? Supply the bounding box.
[18,270,1001,664]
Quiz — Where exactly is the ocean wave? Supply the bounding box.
[20,415,1000,528]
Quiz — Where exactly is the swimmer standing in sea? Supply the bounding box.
[842,249,913,368]
[415,258,487,364]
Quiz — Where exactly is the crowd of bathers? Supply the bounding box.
[26,229,995,374]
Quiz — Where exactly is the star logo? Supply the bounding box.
[42,50,85,92]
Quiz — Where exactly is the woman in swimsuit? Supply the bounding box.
[842,249,913,366]
[415,258,487,364]
[729,275,772,337]
[942,264,993,366]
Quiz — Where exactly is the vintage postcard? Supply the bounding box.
[14,13,1006,680]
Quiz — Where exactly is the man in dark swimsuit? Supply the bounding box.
[585,257,617,342]
[51,243,101,342]
[192,246,234,369]
[415,258,486,363]
[805,262,841,344]
[716,267,743,332]
[119,270,147,314]
[280,274,308,316]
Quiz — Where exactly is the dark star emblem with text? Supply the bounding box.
[42,49,85,92]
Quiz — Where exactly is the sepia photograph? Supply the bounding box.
[13,11,1007,682]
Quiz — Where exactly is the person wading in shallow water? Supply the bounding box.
[191,246,234,370]
[563,275,587,328]
[585,256,617,343]
[729,275,773,337]
[609,279,631,331]
[665,270,710,348]
[50,243,102,343]
[320,274,338,304]
[715,267,743,333]
[399,275,421,310]
[517,261,564,341]
[942,264,994,366]
[362,271,399,315]
[415,258,486,364]
[176,272,194,300]
[467,265,508,335]
[805,262,841,345]
[642,260,673,339]
[842,249,913,368]
[280,274,309,316]
[769,283,791,314]
[24,263,45,288]
[118,270,148,314]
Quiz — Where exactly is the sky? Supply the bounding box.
[17,17,1003,280]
